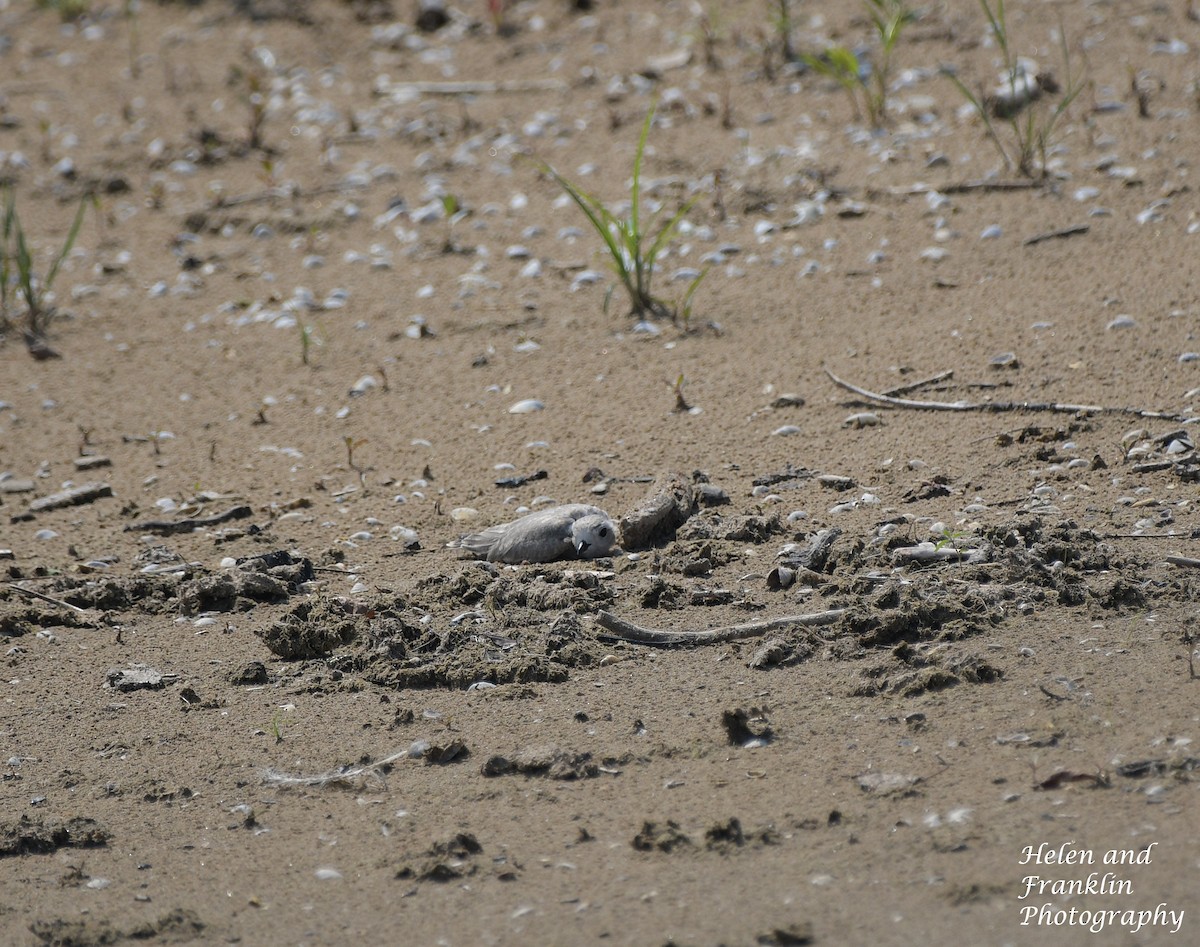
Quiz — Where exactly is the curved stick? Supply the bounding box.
[593,608,845,646]
[824,367,1190,422]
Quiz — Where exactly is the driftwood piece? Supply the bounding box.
[593,608,845,646]
[27,482,112,513]
[769,527,842,590]
[788,527,841,572]
[825,367,1194,423]
[618,472,696,550]
[123,505,253,535]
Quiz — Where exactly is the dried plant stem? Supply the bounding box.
[593,608,845,646]
[824,367,1193,423]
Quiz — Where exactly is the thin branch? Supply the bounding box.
[824,366,1194,423]
[4,583,90,614]
[881,369,954,397]
[592,608,845,646]
[1023,224,1089,247]
[123,505,253,535]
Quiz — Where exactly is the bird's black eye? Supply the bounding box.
[599,527,609,538]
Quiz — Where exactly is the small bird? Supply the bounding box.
[448,504,619,564]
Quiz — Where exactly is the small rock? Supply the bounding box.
[229,661,269,686]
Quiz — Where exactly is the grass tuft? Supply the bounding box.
[802,0,915,128]
[535,103,706,325]
[943,0,1084,178]
[1,186,95,349]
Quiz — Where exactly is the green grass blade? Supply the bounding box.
[943,69,1011,169]
[630,101,656,250]
[646,194,699,275]
[14,219,34,308]
[678,265,709,328]
[538,160,636,297]
[43,193,92,292]
[0,189,14,311]
[629,102,659,299]
[981,0,1013,73]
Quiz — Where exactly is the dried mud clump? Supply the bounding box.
[632,820,693,854]
[0,815,111,856]
[257,596,360,659]
[747,634,819,670]
[636,574,689,609]
[415,563,497,607]
[676,513,783,544]
[535,610,611,668]
[486,569,615,613]
[395,832,484,883]
[29,908,205,947]
[179,572,282,614]
[50,575,180,612]
[983,519,1142,609]
[840,582,1002,647]
[361,647,568,690]
[481,745,600,780]
[704,817,781,853]
[180,551,313,615]
[343,601,585,689]
[854,644,1004,698]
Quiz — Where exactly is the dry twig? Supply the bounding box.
[825,367,1192,422]
[593,608,844,646]
[882,369,954,397]
[123,505,253,535]
[4,583,90,614]
[1023,223,1089,246]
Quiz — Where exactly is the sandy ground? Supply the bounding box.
[2,0,1200,944]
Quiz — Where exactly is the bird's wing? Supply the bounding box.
[448,522,511,558]
[488,508,578,562]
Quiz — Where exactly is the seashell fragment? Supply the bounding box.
[767,565,795,590]
[843,412,881,428]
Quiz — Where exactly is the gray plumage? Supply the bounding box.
[448,504,619,564]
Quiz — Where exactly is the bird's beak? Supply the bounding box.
[576,540,590,553]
